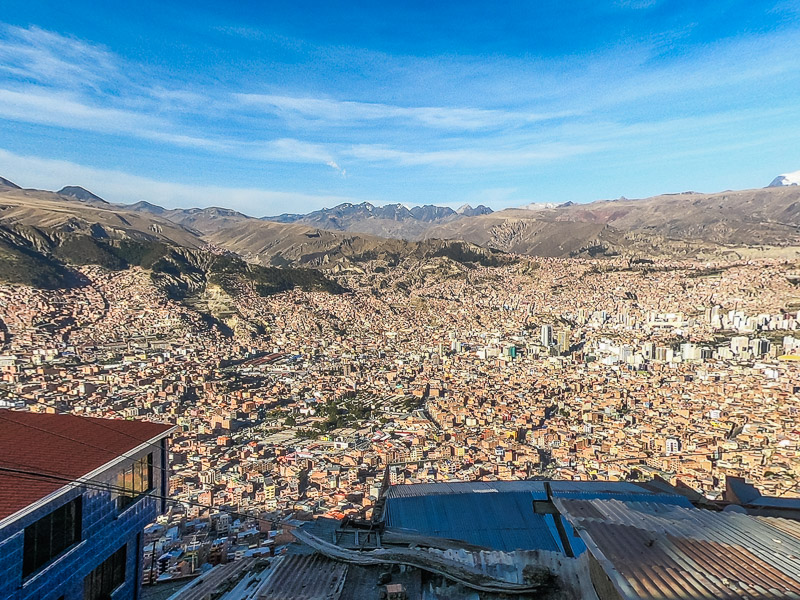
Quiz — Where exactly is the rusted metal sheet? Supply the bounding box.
[556,497,800,600]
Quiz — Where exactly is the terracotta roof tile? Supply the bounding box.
[0,409,172,520]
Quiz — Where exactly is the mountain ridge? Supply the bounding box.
[57,185,108,204]
[3,174,800,271]
[0,176,21,189]
[259,201,494,239]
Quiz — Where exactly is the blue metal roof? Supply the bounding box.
[749,496,800,509]
[383,480,693,554]
[384,489,560,552]
[560,516,588,555]
[385,480,548,499]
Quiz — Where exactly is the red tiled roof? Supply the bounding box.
[0,410,173,521]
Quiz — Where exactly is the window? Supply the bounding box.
[22,496,82,577]
[84,545,126,600]
[115,453,153,510]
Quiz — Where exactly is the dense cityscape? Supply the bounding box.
[2,255,799,580]
[4,2,800,598]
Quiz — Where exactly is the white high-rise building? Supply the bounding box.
[541,324,553,347]
[665,438,681,455]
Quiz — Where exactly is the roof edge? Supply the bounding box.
[0,428,173,529]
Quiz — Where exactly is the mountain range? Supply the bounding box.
[0,176,513,292]
[262,201,493,238]
[1,171,800,291]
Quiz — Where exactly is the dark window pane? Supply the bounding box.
[51,503,68,557]
[84,545,126,600]
[22,521,36,575]
[22,496,82,578]
[34,514,50,573]
[73,497,83,544]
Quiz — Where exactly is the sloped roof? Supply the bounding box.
[257,554,348,600]
[385,480,548,499]
[556,496,800,599]
[0,409,173,521]
[383,481,695,554]
[384,481,559,552]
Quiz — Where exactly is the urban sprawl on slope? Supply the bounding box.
[1,256,799,580]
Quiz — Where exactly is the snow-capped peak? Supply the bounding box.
[768,170,800,187]
[456,204,473,214]
[518,202,558,210]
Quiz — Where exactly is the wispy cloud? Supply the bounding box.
[235,93,573,130]
[212,25,269,41]
[0,24,121,91]
[0,88,240,152]
[0,88,162,135]
[0,25,348,172]
[1,13,800,206]
[246,138,345,174]
[614,0,661,9]
[344,141,595,168]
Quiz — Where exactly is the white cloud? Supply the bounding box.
[0,24,121,91]
[1,19,800,191]
[0,87,352,170]
[245,138,344,173]
[0,88,160,132]
[344,141,595,168]
[0,148,362,215]
[235,93,573,130]
[212,25,269,41]
[0,87,237,151]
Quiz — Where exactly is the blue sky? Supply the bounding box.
[0,1,799,215]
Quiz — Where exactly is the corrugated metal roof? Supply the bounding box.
[551,491,693,506]
[561,516,588,555]
[386,480,684,500]
[749,496,800,509]
[557,497,800,600]
[168,559,259,600]
[383,481,692,555]
[257,554,347,600]
[385,489,560,552]
[385,480,548,499]
[550,481,654,495]
[758,516,800,539]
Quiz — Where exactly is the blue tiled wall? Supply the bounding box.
[0,449,166,600]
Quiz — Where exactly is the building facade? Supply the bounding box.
[0,410,173,600]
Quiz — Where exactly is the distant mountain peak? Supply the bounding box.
[0,176,21,189]
[768,170,800,187]
[456,204,493,217]
[127,200,166,214]
[184,206,245,216]
[57,186,108,204]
